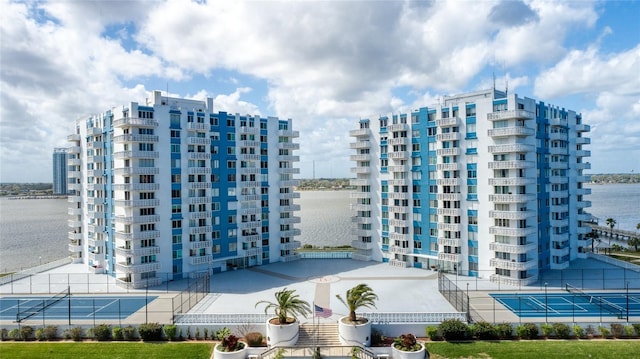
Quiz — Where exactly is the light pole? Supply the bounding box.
[544,282,549,323]
[39,256,42,265]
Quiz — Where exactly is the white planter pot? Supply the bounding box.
[392,342,426,359]
[213,342,247,359]
[338,316,372,346]
[265,318,299,347]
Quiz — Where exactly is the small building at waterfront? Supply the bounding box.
[52,148,68,195]
[349,88,592,286]
[66,91,301,288]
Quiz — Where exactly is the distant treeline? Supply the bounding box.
[297,178,353,190]
[0,183,53,197]
[589,174,640,184]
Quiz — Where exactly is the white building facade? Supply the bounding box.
[67,91,300,288]
[350,89,591,286]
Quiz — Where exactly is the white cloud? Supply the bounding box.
[1,0,635,180]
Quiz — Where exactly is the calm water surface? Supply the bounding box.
[1,184,637,272]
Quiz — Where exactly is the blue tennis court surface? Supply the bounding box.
[0,295,157,321]
[491,291,640,318]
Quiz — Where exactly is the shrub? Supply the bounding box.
[43,326,58,341]
[598,326,610,338]
[585,325,596,337]
[624,325,635,337]
[472,321,497,340]
[186,327,191,340]
[67,327,83,341]
[517,323,539,340]
[138,323,163,341]
[123,325,137,341]
[0,328,8,341]
[245,332,264,346]
[218,335,244,352]
[20,326,34,341]
[195,328,201,340]
[204,328,209,340]
[610,323,624,338]
[112,327,124,341]
[573,324,584,338]
[541,323,553,338]
[495,322,513,339]
[93,324,111,341]
[426,326,440,341]
[393,333,421,352]
[163,325,177,341]
[9,329,20,340]
[633,323,640,336]
[439,318,469,341]
[215,327,231,340]
[35,328,45,341]
[552,323,570,339]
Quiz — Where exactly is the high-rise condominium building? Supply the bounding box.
[350,89,591,286]
[53,148,68,195]
[67,91,301,288]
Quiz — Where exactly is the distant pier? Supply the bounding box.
[5,195,68,200]
[585,222,639,242]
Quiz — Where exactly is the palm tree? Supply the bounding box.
[336,283,378,322]
[605,217,616,245]
[629,237,640,252]
[255,287,311,324]
[585,229,599,253]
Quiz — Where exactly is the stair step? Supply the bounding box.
[296,324,341,347]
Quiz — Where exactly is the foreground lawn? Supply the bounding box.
[427,340,640,359]
[0,342,214,359]
[1,340,639,359]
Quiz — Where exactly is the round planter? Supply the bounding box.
[392,342,427,359]
[265,317,299,347]
[213,342,247,359]
[338,316,371,346]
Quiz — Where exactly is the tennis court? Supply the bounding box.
[491,288,640,318]
[0,294,157,322]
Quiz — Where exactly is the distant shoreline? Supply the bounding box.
[5,195,67,200]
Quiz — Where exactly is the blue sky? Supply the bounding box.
[1,0,639,182]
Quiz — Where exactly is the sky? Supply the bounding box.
[1,0,639,183]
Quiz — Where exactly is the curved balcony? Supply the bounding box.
[576,124,590,132]
[279,167,300,174]
[114,214,160,224]
[488,177,535,186]
[190,226,213,234]
[388,137,409,146]
[487,110,534,121]
[280,216,301,225]
[349,128,371,137]
[438,253,460,263]
[350,155,369,163]
[187,152,211,160]
[190,255,213,266]
[280,204,301,212]
[437,238,460,247]
[113,183,159,191]
[113,118,158,128]
[68,242,83,253]
[113,134,158,143]
[437,208,460,216]
[490,258,536,270]
[488,194,535,203]
[115,230,160,241]
[488,127,534,137]
[436,148,461,156]
[489,242,537,254]
[278,142,300,150]
[436,133,461,141]
[437,193,461,201]
[67,134,81,142]
[351,167,371,174]
[437,223,461,231]
[113,150,159,159]
[387,151,408,159]
[278,129,299,138]
[186,123,209,132]
[576,137,591,145]
[387,192,410,199]
[488,161,534,169]
[116,262,161,273]
[187,137,210,145]
[489,210,534,220]
[387,123,410,132]
[489,226,535,237]
[436,163,459,171]
[188,240,213,250]
[281,228,301,237]
[115,246,161,257]
[436,117,459,127]
[389,245,410,254]
[280,241,301,251]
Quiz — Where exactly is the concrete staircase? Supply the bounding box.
[296,323,341,347]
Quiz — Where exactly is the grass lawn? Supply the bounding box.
[426,340,640,359]
[0,342,214,359]
[2,340,640,359]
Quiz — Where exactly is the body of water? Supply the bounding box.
[1,184,638,273]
